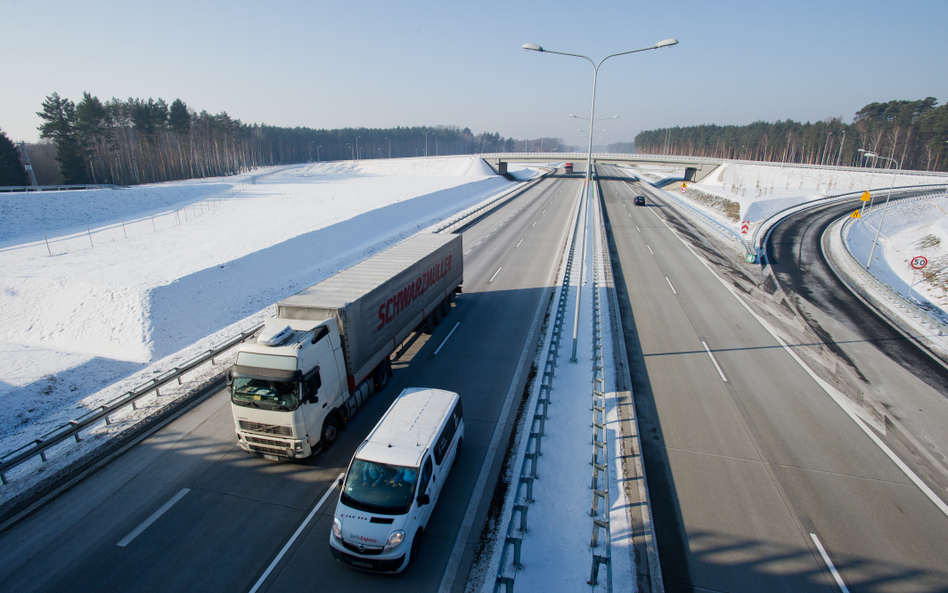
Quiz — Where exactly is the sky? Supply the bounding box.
[2,0,947,147]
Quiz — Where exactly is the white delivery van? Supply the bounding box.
[330,388,464,573]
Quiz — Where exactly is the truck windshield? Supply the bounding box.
[232,377,299,411]
[341,459,418,515]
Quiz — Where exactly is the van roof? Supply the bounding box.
[357,388,458,468]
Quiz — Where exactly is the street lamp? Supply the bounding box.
[861,152,901,272]
[523,38,678,362]
[385,137,390,158]
[317,145,322,162]
[356,136,361,161]
[308,141,314,163]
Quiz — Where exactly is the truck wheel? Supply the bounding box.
[373,359,391,391]
[321,415,340,450]
[409,529,423,565]
[433,303,443,325]
[440,297,450,318]
[424,313,436,334]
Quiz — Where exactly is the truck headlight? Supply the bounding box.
[332,517,343,540]
[384,530,405,552]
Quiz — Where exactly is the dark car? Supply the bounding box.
[634,196,646,206]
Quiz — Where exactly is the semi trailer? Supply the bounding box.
[230,233,463,460]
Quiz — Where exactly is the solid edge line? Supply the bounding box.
[249,473,344,593]
[117,487,191,547]
[434,322,461,355]
[810,533,851,593]
[702,341,728,382]
[667,219,948,519]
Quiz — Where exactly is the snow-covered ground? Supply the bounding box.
[2,155,948,590]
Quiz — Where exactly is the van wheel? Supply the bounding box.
[409,529,423,565]
[373,359,392,391]
[454,438,462,466]
[320,415,340,450]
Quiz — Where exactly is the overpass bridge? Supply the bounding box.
[479,152,725,183]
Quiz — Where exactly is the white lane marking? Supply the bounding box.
[647,245,654,255]
[532,221,537,228]
[489,267,503,283]
[702,341,728,382]
[117,488,191,547]
[663,217,948,519]
[665,277,677,295]
[628,212,632,218]
[434,322,461,355]
[636,225,641,232]
[516,238,523,248]
[249,474,344,593]
[810,533,850,593]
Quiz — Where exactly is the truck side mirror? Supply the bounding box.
[417,493,430,506]
[226,370,233,387]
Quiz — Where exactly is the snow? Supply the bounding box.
[2,153,948,589]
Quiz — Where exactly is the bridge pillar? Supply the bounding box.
[497,161,507,175]
[684,167,697,182]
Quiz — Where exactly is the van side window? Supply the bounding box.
[419,457,433,495]
[433,399,463,465]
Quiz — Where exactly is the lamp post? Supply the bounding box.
[523,38,678,362]
[308,141,314,163]
[858,148,878,212]
[385,137,390,158]
[317,146,322,162]
[834,130,846,167]
[862,152,901,271]
[356,136,361,161]
[821,132,833,166]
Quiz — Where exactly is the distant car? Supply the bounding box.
[634,196,646,206]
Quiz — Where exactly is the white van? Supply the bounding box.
[330,388,464,573]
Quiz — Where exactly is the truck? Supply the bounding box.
[564,162,573,174]
[229,233,463,460]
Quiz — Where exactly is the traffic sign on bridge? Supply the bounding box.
[741,220,749,234]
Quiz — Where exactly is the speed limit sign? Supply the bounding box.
[911,256,928,269]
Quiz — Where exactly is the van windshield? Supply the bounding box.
[341,459,418,515]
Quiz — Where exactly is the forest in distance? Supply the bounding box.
[634,98,948,172]
[8,92,567,187]
[5,94,948,187]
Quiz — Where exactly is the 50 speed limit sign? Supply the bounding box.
[911,256,928,269]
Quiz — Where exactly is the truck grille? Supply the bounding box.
[245,436,291,456]
[239,421,292,437]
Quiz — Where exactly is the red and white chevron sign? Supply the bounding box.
[741,221,749,234]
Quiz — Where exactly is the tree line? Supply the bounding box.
[13,92,566,186]
[635,98,948,171]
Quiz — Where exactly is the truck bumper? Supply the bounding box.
[236,432,311,459]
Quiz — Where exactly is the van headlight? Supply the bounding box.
[332,517,343,540]
[384,530,405,551]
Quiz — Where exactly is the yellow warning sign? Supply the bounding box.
[860,191,871,202]
[850,210,861,218]
[681,182,687,188]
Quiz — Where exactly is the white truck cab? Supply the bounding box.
[330,388,464,573]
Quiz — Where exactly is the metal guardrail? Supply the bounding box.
[0,324,263,485]
[494,178,585,592]
[587,190,612,588]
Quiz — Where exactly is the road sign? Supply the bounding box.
[911,256,928,269]
[741,221,749,234]
[850,210,861,218]
[680,183,687,193]
[745,253,757,264]
[860,191,871,202]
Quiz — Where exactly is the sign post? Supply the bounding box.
[907,256,928,300]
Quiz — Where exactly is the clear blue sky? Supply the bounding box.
[2,0,946,148]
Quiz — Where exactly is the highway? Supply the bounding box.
[599,165,948,592]
[0,172,582,593]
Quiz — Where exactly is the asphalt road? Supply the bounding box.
[0,171,582,593]
[599,166,948,593]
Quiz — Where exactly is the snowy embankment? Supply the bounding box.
[0,156,538,456]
